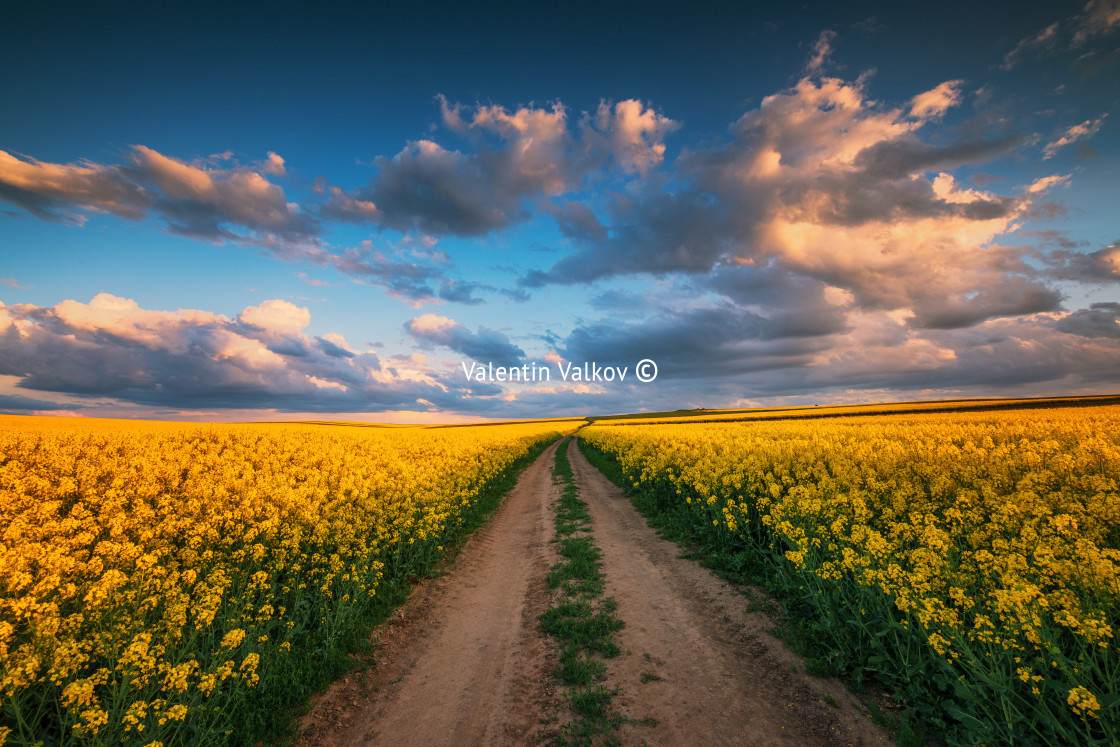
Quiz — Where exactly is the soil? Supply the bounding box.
[295,440,564,746]
[295,437,893,746]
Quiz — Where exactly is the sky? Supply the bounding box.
[1,0,1118,422]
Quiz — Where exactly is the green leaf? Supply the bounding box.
[942,700,987,733]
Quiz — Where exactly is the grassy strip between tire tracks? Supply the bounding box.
[537,438,626,745]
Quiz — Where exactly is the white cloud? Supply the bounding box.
[239,299,311,334]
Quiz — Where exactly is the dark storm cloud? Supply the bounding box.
[1055,302,1120,337]
[360,141,534,236]
[0,393,78,412]
[1042,241,1120,283]
[701,265,854,339]
[544,307,1120,414]
[851,135,1026,180]
[561,303,830,381]
[543,201,609,242]
[316,336,357,358]
[521,188,732,287]
[909,277,1062,329]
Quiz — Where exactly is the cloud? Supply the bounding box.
[319,239,485,307]
[543,201,609,242]
[1001,22,1061,69]
[0,146,318,248]
[1002,1,1120,69]
[0,294,460,412]
[0,149,148,224]
[583,99,681,175]
[805,30,837,73]
[851,134,1023,180]
[436,279,487,305]
[0,147,465,300]
[324,97,677,238]
[128,146,319,245]
[404,313,525,365]
[551,290,1120,408]
[318,182,381,223]
[2,70,1115,418]
[1042,240,1120,282]
[907,276,1061,329]
[239,299,311,334]
[522,187,729,286]
[0,392,80,412]
[260,152,286,176]
[1055,302,1120,337]
[562,303,830,382]
[1026,174,1072,193]
[909,80,965,119]
[363,139,528,236]
[1073,0,1120,45]
[1043,114,1108,158]
[524,74,1043,333]
[316,333,355,359]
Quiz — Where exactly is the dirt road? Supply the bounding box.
[297,440,563,746]
[297,437,891,746]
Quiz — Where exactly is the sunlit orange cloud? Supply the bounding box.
[0,146,317,247]
[0,149,145,221]
[909,80,964,119]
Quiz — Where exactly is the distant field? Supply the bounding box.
[588,393,1120,425]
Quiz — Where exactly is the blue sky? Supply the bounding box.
[1,0,1118,421]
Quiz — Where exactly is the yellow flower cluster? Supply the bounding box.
[0,415,578,743]
[583,406,1119,743]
